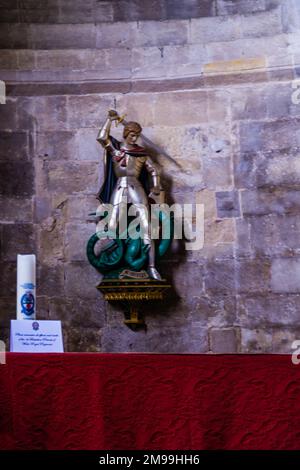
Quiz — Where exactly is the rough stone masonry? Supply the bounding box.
[0,0,300,352]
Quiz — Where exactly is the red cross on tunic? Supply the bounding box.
[113,149,127,167]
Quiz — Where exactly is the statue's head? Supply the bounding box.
[123,121,142,140]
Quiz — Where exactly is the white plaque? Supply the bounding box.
[10,320,64,353]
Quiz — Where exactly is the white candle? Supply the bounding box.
[17,254,36,320]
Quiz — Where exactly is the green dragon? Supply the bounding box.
[86,209,174,278]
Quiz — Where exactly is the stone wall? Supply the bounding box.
[1,0,300,352]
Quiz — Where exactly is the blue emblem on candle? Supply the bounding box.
[21,292,35,316]
[32,321,39,331]
[21,283,35,290]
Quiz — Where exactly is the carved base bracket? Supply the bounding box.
[97,278,172,328]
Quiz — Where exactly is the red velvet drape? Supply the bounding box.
[0,353,299,450]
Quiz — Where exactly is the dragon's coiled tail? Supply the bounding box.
[86,231,123,272]
[86,209,174,274]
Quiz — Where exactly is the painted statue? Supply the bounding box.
[87,110,173,281]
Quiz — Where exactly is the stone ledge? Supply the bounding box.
[5,66,295,96]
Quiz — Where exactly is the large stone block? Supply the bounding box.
[75,129,102,161]
[240,328,272,353]
[241,189,300,216]
[132,44,207,79]
[153,91,208,126]
[0,297,15,327]
[198,190,235,257]
[135,19,188,47]
[203,57,266,74]
[264,156,300,188]
[206,34,287,62]
[66,95,115,129]
[112,0,165,22]
[66,195,99,222]
[163,260,205,300]
[67,327,101,352]
[112,0,216,22]
[0,9,19,22]
[238,122,263,156]
[64,222,95,261]
[1,223,36,261]
[237,258,271,293]
[101,323,208,353]
[44,161,99,195]
[192,293,237,327]
[18,0,60,23]
[205,259,235,293]
[203,156,232,189]
[231,85,268,121]
[240,7,283,38]
[49,296,106,329]
[249,214,300,256]
[33,196,51,223]
[37,217,64,265]
[233,151,261,190]
[164,0,215,19]
[0,24,29,49]
[0,99,18,130]
[240,119,300,154]
[35,296,50,321]
[272,327,300,353]
[192,242,235,264]
[0,197,32,223]
[96,19,188,49]
[267,83,300,120]
[204,218,235,246]
[15,50,35,71]
[37,263,65,297]
[64,261,102,299]
[210,328,239,353]
[238,293,300,327]
[95,48,132,79]
[235,218,252,258]
[196,188,217,219]
[207,90,231,122]
[271,258,300,293]
[0,161,34,197]
[237,130,300,191]
[216,0,266,16]
[29,24,96,49]
[36,131,77,160]
[0,131,28,160]
[135,126,204,191]
[191,15,241,44]
[115,93,156,128]
[36,50,90,71]
[33,96,68,131]
[0,50,18,69]
[0,0,18,7]
[37,49,131,78]
[0,262,16,297]
[95,1,114,22]
[216,190,240,218]
[17,102,37,138]
[281,0,300,33]
[59,0,94,24]
[96,21,135,48]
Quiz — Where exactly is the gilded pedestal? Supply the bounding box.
[97,278,171,328]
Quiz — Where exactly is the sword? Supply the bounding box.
[111,110,182,169]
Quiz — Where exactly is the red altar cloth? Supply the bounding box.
[0,353,299,450]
